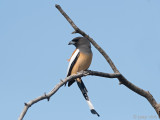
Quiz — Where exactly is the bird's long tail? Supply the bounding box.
[77,80,100,117]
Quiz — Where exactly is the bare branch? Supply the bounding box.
[55,4,119,73]
[118,75,160,117]
[18,4,160,120]
[55,4,160,118]
[18,70,120,120]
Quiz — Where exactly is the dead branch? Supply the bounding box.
[18,71,120,120]
[55,4,160,118]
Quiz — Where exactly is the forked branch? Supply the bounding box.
[18,4,160,120]
[18,70,120,120]
[55,4,160,118]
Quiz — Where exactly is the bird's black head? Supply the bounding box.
[68,37,80,46]
[68,37,90,48]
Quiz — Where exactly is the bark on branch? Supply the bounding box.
[55,4,160,118]
[18,4,160,120]
[18,71,120,120]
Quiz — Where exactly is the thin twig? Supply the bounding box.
[55,4,160,118]
[18,71,120,120]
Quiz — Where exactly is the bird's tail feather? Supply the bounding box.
[77,80,88,94]
[77,81,100,117]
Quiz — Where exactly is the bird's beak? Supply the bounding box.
[68,40,76,45]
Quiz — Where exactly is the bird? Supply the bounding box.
[66,37,100,117]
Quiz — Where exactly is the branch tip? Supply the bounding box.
[55,4,60,8]
[47,97,50,101]
[44,92,50,101]
[72,31,78,34]
[24,103,28,106]
[24,103,31,107]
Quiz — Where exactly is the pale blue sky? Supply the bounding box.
[0,0,160,120]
